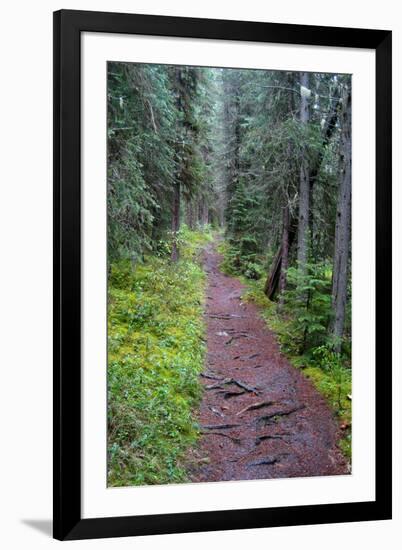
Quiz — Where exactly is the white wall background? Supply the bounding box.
[0,0,400,548]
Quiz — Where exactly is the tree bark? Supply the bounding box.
[264,86,339,301]
[202,201,209,226]
[331,88,352,351]
[278,205,290,309]
[186,200,195,229]
[198,200,203,225]
[264,220,297,300]
[309,91,341,258]
[171,181,180,262]
[171,67,183,262]
[297,72,310,273]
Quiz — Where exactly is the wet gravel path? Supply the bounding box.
[188,241,349,482]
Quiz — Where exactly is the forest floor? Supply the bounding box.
[188,240,349,482]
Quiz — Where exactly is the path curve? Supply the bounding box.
[188,241,349,482]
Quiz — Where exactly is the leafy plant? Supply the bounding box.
[281,262,333,354]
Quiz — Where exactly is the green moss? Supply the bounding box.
[108,228,212,486]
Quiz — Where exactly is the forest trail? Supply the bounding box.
[189,240,349,482]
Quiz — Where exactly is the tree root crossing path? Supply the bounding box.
[189,241,349,482]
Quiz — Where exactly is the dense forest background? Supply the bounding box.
[107,62,352,486]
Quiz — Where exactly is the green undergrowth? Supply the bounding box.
[108,226,213,486]
[218,240,352,460]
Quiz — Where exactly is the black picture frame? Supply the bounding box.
[53,9,392,541]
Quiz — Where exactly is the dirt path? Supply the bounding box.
[189,240,349,482]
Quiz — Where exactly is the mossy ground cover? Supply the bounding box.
[108,227,213,486]
[218,240,352,460]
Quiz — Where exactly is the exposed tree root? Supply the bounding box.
[206,377,259,394]
[236,400,276,416]
[216,389,246,399]
[201,431,241,444]
[201,423,241,430]
[230,379,260,394]
[225,332,257,345]
[255,433,291,445]
[247,453,289,467]
[257,405,305,426]
[208,406,225,417]
[201,372,223,381]
[207,313,246,320]
[225,335,246,345]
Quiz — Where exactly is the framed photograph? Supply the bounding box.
[53,9,392,540]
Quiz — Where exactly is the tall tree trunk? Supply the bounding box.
[198,200,203,225]
[186,200,194,229]
[171,181,180,262]
[278,204,290,309]
[264,83,340,300]
[331,88,352,351]
[202,200,209,226]
[223,72,242,232]
[309,89,341,261]
[297,72,310,273]
[171,67,183,262]
[278,75,295,308]
[264,221,297,300]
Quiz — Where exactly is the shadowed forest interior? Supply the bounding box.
[107,62,352,487]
